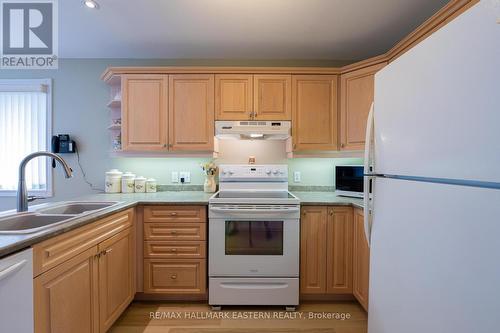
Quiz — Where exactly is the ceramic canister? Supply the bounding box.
[146,178,157,193]
[121,172,136,193]
[134,176,147,193]
[105,169,122,193]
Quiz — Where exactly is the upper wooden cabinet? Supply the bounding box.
[340,63,386,150]
[122,74,168,151]
[300,205,353,295]
[292,75,339,151]
[254,75,292,120]
[169,74,215,151]
[353,207,370,311]
[215,74,253,120]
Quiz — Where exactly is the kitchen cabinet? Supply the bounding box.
[143,205,207,296]
[340,63,385,150]
[169,74,215,151]
[215,74,253,120]
[353,207,370,311]
[98,228,135,332]
[253,75,292,120]
[33,209,135,333]
[122,74,168,151]
[300,205,353,295]
[292,75,339,151]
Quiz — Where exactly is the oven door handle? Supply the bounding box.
[210,207,300,214]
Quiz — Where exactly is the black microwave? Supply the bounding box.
[335,165,364,198]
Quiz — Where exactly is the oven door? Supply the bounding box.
[209,204,300,277]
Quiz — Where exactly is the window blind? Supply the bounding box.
[0,88,49,192]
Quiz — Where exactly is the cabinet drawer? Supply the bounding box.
[144,259,206,294]
[144,223,206,241]
[144,241,206,259]
[33,209,134,277]
[143,206,206,223]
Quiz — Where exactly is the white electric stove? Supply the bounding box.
[208,164,300,311]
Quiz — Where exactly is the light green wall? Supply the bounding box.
[287,158,363,186]
[0,58,357,211]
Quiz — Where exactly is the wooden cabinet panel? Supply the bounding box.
[254,75,291,120]
[144,259,206,294]
[340,63,386,150]
[292,75,339,151]
[34,246,99,333]
[300,206,328,294]
[326,207,353,294]
[215,74,253,120]
[144,223,206,241]
[168,74,214,151]
[98,228,135,333]
[353,208,370,311]
[33,209,134,277]
[144,241,206,259]
[143,205,207,223]
[122,74,168,151]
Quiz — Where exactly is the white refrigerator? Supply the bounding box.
[365,2,500,333]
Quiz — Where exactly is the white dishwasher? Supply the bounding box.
[0,248,33,333]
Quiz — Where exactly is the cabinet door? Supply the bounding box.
[122,74,168,151]
[215,74,253,120]
[98,228,135,333]
[254,75,291,120]
[34,247,99,333]
[169,74,215,151]
[326,206,353,294]
[300,206,327,294]
[292,75,338,151]
[340,63,386,150]
[353,207,370,311]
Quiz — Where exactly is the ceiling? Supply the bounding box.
[60,0,449,61]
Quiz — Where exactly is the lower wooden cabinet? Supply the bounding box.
[300,206,353,295]
[143,205,207,296]
[353,207,370,311]
[33,209,135,333]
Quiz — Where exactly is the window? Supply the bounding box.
[0,79,52,196]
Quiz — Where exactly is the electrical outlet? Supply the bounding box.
[179,171,191,183]
[294,171,301,183]
[171,171,179,183]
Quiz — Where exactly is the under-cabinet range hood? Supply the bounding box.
[215,121,291,140]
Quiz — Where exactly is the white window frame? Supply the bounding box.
[0,78,53,197]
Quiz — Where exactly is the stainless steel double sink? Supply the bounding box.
[0,201,120,234]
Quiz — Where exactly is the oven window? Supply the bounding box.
[225,221,283,255]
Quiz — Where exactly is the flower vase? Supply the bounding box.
[204,174,216,193]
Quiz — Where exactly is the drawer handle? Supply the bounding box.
[170,274,177,280]
[170,248,177,252]
[170,212,178,216]
[171,230,178,235]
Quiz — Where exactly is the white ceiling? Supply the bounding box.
[60,0,449,61]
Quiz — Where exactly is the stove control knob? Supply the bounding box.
[272,169,279,175]
[228,170,234,176]
[220,169,226,175]
[265,169,272,175]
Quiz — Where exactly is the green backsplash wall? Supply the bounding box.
[287,158,363,186]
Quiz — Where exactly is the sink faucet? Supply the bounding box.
[17,151,73,212]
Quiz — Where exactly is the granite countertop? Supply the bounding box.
[0,190,363,258]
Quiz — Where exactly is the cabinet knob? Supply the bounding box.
[293,144,297,150]
[170,248,177,252]
[163,144,167,148]
[340,143,345,148]
[170,212,178,216]
[329,210,334,216]
[170,274,177,280]
[171,230,178,235]
[104,248,113,255]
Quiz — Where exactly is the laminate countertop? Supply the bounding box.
[0,191,363,258]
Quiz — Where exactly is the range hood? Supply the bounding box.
[215,121,291,140]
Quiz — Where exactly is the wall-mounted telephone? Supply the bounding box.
[51,134,76,167]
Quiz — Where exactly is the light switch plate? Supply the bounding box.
[294,171,301,183]
[171,171,179,183]
[179,171,191,183]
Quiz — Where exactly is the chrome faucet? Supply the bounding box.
[17,151,73,212]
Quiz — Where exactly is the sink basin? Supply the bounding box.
[0,214,75,234]
[36,201,119,215]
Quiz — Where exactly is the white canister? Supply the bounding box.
[121,172,136,193]
[146,178,157,193]
[134,176,147,193]
[105,169,122,193]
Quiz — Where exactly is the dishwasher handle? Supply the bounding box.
[0,259,27,283]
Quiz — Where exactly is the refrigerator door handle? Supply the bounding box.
[363,102,375,246]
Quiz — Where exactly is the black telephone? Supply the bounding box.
[51,134,76,167]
